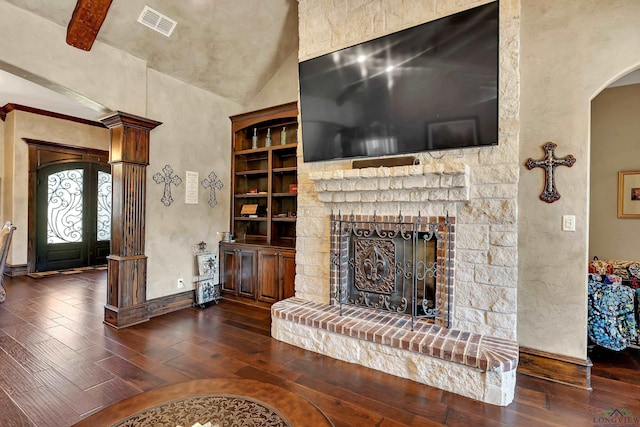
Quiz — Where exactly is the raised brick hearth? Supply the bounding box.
[272,298,518,406]
[273,298,518,372]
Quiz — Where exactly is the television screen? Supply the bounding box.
[299,2,499,163]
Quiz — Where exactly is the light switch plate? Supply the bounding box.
[562,215,576,232]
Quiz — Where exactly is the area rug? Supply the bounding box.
[27,265,107,279]
[73,378,334,427]
[114,394,292,427]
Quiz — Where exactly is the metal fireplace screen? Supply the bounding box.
[330,213,452,329]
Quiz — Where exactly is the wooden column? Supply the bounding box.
[100,111,161,328]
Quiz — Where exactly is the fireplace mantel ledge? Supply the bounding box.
[308,162,470,203]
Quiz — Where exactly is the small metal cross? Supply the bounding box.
[201,171,224,207]
[153,165,182,206]
[525,142,576,203]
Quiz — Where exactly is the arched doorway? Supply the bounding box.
[588,68,640,367]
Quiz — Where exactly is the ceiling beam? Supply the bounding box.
[66,0,113,51]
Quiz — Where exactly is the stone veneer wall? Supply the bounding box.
[294,0,521,341]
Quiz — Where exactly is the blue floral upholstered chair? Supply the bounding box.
[588,273,638,351]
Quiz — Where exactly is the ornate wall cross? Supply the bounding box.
[201,171,224,207]
[525,142,576,203]
[153,165,182,206]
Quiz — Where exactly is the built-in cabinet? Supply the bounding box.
[220,102,298,305]
[220,244,257,299]
[257,249,296,303]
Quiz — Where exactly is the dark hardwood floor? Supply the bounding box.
[0,271,639,426]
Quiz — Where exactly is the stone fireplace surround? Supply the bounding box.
[271,162,519,406]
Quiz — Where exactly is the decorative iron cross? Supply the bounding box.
[153,165,182,206]
[201,171,224,207]
[525,142,576,203]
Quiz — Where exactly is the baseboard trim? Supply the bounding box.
[4,263,27,276]
[518,346,592,390]
[147,290,195,318]
[104,303,149,329]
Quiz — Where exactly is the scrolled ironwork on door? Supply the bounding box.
[96,170,112,241]
[47,169,84,244]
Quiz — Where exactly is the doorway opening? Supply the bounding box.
[588,69,640,371]
[36,162,111,271]
[27,140,110,273]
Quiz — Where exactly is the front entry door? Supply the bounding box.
[36,162,111,272]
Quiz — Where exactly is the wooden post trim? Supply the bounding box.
[100,112,160,328]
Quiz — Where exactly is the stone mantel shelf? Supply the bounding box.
[308,161,470,203]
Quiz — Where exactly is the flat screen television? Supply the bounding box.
[299,2,499,163]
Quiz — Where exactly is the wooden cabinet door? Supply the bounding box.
[281,250,296,299]
[257,250,280,303]
[237,248,257,299]
[220,247,237,295]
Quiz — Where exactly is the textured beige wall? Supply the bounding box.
[145,69,241,299]
[589,83,640,260]
[1,117,14,231]
[246,51,299,112]
[519,0,640,359]
[0,118,4,222]
[4,111,109,265]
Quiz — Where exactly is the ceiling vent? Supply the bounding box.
[137,6,177,37]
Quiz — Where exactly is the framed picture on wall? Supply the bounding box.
[617,171,640,218]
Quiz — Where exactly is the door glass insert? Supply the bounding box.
[47,169,84,244]
[97,170,112,242]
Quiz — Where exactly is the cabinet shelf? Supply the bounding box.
[225,102,298,306]
[234,216,267,221]
[234,143,297,155]
[235,147,271,155]
[270,142,298,151]
[235,169,268,176]
[273,167,297,174]
[235,195,268,199]
[272,217,296,222]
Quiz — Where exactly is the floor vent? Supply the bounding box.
[137,5,177,37]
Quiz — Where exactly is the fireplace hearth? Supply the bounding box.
[273,159,519,405]
[330,212,453,329]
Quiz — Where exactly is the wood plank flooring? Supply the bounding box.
[0,271,639,426]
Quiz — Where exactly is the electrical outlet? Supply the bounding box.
[562,215,576,232]
[177,278,184,289]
